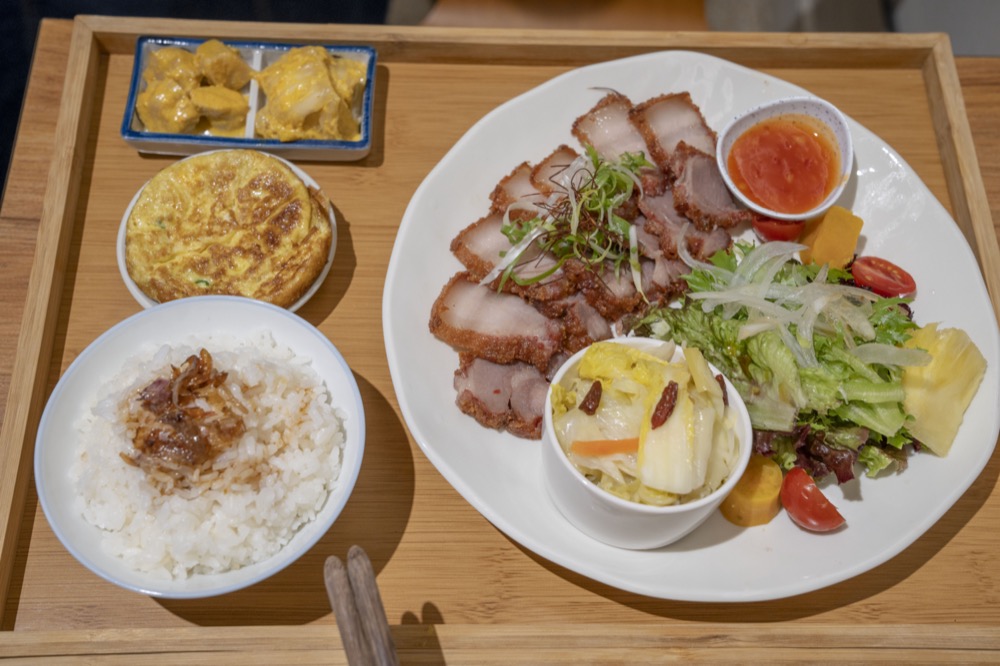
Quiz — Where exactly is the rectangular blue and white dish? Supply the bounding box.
[121,36,376,161]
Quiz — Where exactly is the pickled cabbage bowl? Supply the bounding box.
[541,337,753,550]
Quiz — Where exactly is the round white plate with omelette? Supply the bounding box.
[35,296,364,598]
[383,50,1000,602]
[117,151,336,312]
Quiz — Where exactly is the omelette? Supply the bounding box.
[125,150,333,308]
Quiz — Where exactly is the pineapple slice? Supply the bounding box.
[902,323,986,455]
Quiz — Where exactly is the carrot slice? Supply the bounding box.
[570,437,640,457]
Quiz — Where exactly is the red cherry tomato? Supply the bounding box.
[851,256,917,297]
[751,215,806,242]
[780,467,846,532]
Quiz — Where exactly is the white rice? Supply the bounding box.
[71,330,345,580]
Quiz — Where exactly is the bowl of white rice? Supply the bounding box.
[34,296,365,598]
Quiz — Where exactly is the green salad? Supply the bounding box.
[633,240,931,483]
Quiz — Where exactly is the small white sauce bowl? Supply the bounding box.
[716,95,854,221]
[541,337,753,550]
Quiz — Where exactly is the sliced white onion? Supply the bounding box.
[825,295,877,342]
[676,223,734,282]
[738,318,779,341]
[850,343,932,367]
[731,241,804,287]
[689,288,801,324]
[478,224,547,286]
[776,319,816,368]
[628,224,644,297]
[796,291,840,356]
[557,154,592,192]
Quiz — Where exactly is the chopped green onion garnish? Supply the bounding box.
[496,146,653,298]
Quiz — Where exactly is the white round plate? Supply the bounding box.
[117,151,337,312]
[382,50,1000,602]
[35,296,365,598]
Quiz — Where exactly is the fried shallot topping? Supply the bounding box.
[121,348,247,491]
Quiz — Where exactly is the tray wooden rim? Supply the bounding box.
[2,622,999,659]
[2,15,998,656]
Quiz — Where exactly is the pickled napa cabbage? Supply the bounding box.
[551,341,741,506]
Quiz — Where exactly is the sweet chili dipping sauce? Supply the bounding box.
[727,114,841,215]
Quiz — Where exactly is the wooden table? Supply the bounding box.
[1,16,998,662]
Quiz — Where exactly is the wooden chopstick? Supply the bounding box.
[324,555,374,665]
[324,547,399,666]
[347,546,399,665]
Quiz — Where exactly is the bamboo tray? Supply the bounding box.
[2,15,999,662]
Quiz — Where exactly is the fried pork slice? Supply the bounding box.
[429,272,563,371]
[640,255,690,306]
[450,213,572,302]
[562,258,644,323]
[638,165,670,197]
[571,92,650,162]
[530,144,580,195]
[450,212,512,280]
[534,293,614,354]
[630,92,716,174]
[454,353,551,439]
[561,295,614,352]
[638,189,732,260]
[630,216,693,305]
[670,142,753,230]
[631,215,664,259]
[490,161,545,215]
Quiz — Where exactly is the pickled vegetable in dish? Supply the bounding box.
[135,77,201,134]
[195,38,252,90]
[135,40,250,137]
[142,46,201,90]
[727,114,841,215]
[255,46,366,142]
[189,85,250,137]
[550,340,742,506]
